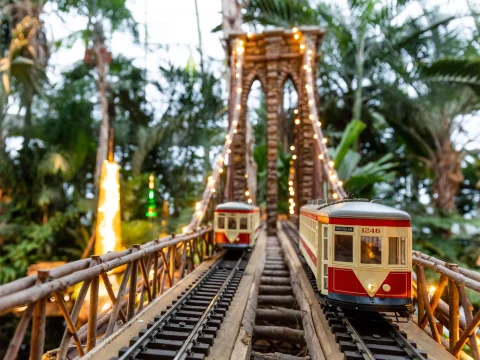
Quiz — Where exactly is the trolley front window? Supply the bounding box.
[228,217,237,230]
[218,215,225,229]
[334,235,353,262]
[239,217,248,230]
[389,237,406,265]
[361,236,382,264]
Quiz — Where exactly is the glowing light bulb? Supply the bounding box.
[233,120,238,126]
[239,40,244,46]
[237,88,242,93]
[236,62,241,67]
[322,138,328,144]
[313,134,318,139]
[234,129,238,133]
[294,34,300,40]
[237,47,245,54]
[219,168,224,173]
[309,100,313,105]
[236,73,240,78]
[317,121,321,127]
[305,84,310,90]
[182,227,189,234]
[236,104,241,110]
[295,119,300,125]
[244,173,249,178]
[288,181,293,186]
[308,49,313,55]
[319,154,324,160]
[329,161,334,167]
[338,181,343,186]
[247,199,252,204]
[332,193,338,199]
[289,187,293,192]
[309,114,314,120]
[290,145,295,151]
[292,155,297,160]
[247,32,253,38]
[300,44,305,50]
[245,190,250,196]
[294,109,299,114]
[292,27,298,33]
[289,198,294,203]
[227,149,231,153]
[212,188,216,193]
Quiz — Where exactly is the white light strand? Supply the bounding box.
[302,37,347,200]
[186,39,245,232]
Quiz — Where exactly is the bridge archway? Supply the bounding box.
[226,28,325,235]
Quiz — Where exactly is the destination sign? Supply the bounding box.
[335,226,354,232]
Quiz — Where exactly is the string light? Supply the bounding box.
[236,104,241,110]
[247,32,253,38]
[319,154,324,160]
[317,121,321,127]
[292,27,299,33]
[294,33,300,40]
[288,181,293,186]
[290,145,295,151]
[328,161,334,167]
[295,119,300,125]
[309,114,314,120]
[322,138,328,144]
[292,155,297,160]
[247,199,252,204]
[313,134,318,139]
[300,44,305,50]
[294,109,299,114]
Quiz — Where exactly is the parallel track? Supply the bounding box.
[281,222,428,360]
[113,251,248,360]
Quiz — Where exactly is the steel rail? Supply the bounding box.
[173,254,245,360]
[337,307,376,360]
[386,322,428,360]
[117,253,244,360]
[116,256,223,360]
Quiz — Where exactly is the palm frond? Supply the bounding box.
[420,58,480,87]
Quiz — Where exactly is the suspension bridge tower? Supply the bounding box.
[225,27,326,236]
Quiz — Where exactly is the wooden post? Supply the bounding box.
[448,264,460,355]
[418,265,441,343]
[452,266,480,360]
[416,264,425,325]
[420,274,448,329]
[169,235,176,286]
[153,250,159,299]
[128,259,138,320]
[87,256,100,351]
[30,270,49,360]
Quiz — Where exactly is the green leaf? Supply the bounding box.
[332,119,366,168]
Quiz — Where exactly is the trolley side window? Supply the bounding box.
[228,217,237,230]
[389,237,406,265]
[218,215,225,229]
[239,217,248,230]
[361,236,382,264]
[334,235,353,262]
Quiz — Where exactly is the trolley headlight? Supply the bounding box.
[364,279,378,297]
[382,284,391,293]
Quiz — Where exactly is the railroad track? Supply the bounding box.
[113,251,248,360]
[281,222,428,360]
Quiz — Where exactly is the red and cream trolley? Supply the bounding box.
[214,202,260,248]
[299,199,412,312]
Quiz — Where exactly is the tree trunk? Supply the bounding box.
[352,35,365,122]
[93,23,111,190]
[431,139,463,213]
[221,0,243,39]
[194,0,204,74]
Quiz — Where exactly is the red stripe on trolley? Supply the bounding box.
[329,218,410,227]
[215,209,258,213]
[300,237,317,267]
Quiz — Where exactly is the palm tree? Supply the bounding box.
[244,0,480,212]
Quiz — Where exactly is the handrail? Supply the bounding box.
[1,226,214,360]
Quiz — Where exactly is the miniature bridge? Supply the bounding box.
[1,28,480,360]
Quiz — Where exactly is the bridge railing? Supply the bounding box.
[412,251,480,360]
[0,227,214,360]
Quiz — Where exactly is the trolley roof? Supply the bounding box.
[215,202,259,213]
[300,200,410,221]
